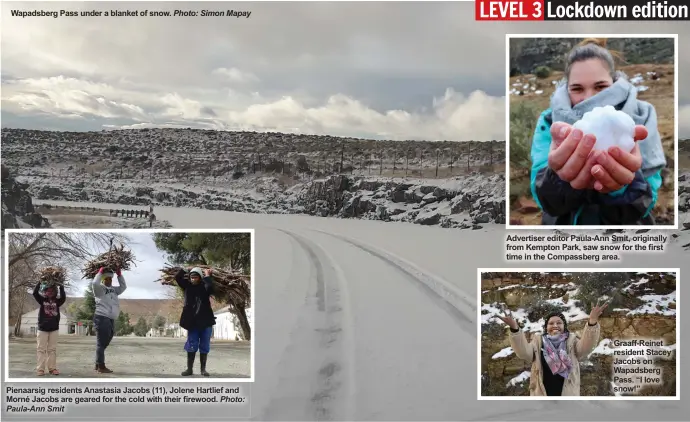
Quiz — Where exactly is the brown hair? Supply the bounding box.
[564,38,626,81]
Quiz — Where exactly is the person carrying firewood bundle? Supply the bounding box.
[92,266,127,373]
[175,267,216,376]
[32,281,66,376]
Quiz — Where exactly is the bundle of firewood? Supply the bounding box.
[156,265,251,307]
[39,266,66,286]
[82,244,136,279]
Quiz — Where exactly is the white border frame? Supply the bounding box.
[476,267,680,400]
[3,228,256,384]
[505,34,680,230]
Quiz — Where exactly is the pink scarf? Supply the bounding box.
[542,332,572,379]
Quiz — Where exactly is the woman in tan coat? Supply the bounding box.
[497,299,608,396]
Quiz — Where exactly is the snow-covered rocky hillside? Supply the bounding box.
[2,128,507,229]
[16,172,506,229]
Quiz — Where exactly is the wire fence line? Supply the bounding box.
[6,146,506,182]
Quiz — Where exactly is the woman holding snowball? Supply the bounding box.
[529,38,666,225]
[497,299,607,396]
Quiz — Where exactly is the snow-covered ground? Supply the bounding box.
[510,69,661,97]
[19,171,506,228]
[482,278,675,334]
[18,199,689,419]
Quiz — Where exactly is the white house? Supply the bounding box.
[213,306,252,340]
[146,327,164,337]
[71,323,89,336]
[17,307,73,336]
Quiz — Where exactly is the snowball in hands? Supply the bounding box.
[572,105,636,152]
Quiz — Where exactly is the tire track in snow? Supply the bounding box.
[260,229,354,421]
[313,229,476,337]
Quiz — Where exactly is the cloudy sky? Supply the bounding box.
[1,1,688,140]
[68,232,172,299]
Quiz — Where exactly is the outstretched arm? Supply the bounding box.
[574,321,601,359]
[175,268,190,290]
[530,110,587,217]
[596,169,657,224]
[508,327,535,362]
[92,268,106,297]
[114,270,127,295]
[56,285,67,307]
[575,299,607,359]
[202,276,214,295]
[593,110,665,225]
[32,282,44,304]
[496,308,534,362]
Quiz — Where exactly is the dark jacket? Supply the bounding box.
[175,269,216,331]
[530,109,662,225]
[32,283,66,332]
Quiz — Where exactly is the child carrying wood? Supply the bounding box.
[32,279,66,376]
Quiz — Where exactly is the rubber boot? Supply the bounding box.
[200,353,209,377]
[181,352,195,376]
[97,363,113,373]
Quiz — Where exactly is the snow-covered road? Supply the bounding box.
[32,200,689,420]
[257,228,476,420]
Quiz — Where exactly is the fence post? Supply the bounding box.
[418,149,423,177]
[379,153,383,175]
[467,141,471,171]
[450,149,454,175]
[393,150,397,174]
[490,140,493,167]
[405,148,409,177]
[435,148,440,178]
[340,150,344,173]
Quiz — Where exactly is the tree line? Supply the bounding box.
[66,284,168,337]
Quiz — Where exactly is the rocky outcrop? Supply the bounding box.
[510,37,675,75]
[289,173,506,228]
[20,172,507,229]
[1,164,50,229]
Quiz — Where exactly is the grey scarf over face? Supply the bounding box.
[550,74,666,177]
